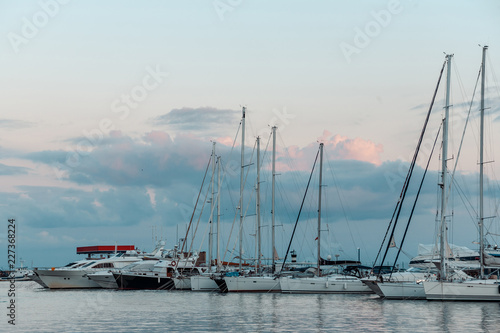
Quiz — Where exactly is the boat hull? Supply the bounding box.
[378,282,425,300]
[28,271,49,288]
[113,273,175,290]
[87,271,119,289]
[190,275,220,291]
[36,269,101,289]
[225,276,281,293]
[424,280,500,301]
[361,280,384,297]
[173,276,192,290]
[280,276,372,294]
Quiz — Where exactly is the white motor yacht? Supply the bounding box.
[36,245,144,289]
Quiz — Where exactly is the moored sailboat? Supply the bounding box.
[280,143,371,294]
[225,122,281,292]
[424,46,500,301]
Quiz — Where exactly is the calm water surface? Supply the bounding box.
[2,281,500,332]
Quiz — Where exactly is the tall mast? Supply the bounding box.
[256,136,261,274]
[317,143,324,276]
[271,126,277,273]
[217,155,221,272]
[439,54,453,281]
[479,45,488,279]
[239,107,246,271]
[209,142,216,270]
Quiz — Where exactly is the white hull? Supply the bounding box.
[190,275,219,291]
[361,280,384,297]
[424,280,500,301]
[225,276,281,292]
[280,276,372,294]
[173,276,192,290]
[87,271,118,289]
[36,269,101,289]
[378,282,425,300]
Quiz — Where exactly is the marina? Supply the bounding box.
[2,1,500,331]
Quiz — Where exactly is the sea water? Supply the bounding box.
[2,281,500,332]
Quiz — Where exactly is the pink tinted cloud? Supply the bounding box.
[324,133,383,166]
[215,136,234,147]
[274,131,383,171]
[144,131,173,146]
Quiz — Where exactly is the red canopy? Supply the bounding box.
[76,245,135,254]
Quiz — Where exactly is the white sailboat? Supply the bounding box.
[225,122,281,292]
[424,46,500,301]
[366,53,455,300]
[191,144,223,292]
[280,143,371,294]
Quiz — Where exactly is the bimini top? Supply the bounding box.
[76,245,135,255]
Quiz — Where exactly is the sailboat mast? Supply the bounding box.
[217,155,221,272]
[479,45,488,279]
[271,126,277,273]
[239,107,246,271]
[256,136,261,274]
[209,142,216,270]
[317,143,324,276]
[440,54,453,281]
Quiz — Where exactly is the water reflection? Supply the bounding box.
[5,282,500,332]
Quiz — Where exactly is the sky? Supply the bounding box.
[1,0,500,268]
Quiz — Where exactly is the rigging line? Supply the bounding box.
[390,124,441,277]
[375,60,447,271]
[214,119,245,268]
[191,163,217,264]
[452,176,478,224]
[486,52,500,98]
[195,157,225,260]
[224,140,259,265]
[260,129,273,170]
[176,155,211,267]
[277,132,308,193]
[187,160,217,274]
[221,200,243,270]
[280,146,320,275]
[445,62,482,208]
[393,245,414,261]
[218,158,242,270]
[324,152,360,256]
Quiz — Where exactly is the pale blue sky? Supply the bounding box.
[1,0,499,267]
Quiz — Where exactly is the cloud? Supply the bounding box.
[276,131,384,172]
[16,127,495,237]
[152,106,241,135]
[0,119,34,129]
[26,130,213,187]
[1,185,158,229]
[0,162,30,175]
[3,130,496,269]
